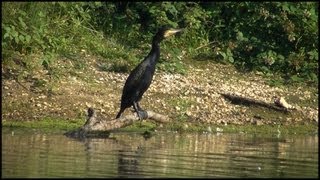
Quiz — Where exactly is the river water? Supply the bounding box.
[2,128,318,178]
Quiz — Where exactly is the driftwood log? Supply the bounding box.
[220,93,290,113]
[83,108,169,131]
[65,108,169,139]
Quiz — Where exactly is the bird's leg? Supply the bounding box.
[137,103,143,111]
[137,102,148,119]
[133,102,147,120]
[133,102,143,120]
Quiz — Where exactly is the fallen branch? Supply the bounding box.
[220,93,290,113]
[84,108,169,131]
[65,108,170,139]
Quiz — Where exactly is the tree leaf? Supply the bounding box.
[25,35,31,43]
[228,56,234,63]
[19,35,24,42]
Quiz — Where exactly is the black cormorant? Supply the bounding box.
[116,26,183,119]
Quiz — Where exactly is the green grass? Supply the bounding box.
[163,122,318,136]
[121,121,157,132]
[2,118,85,132]
[2,117,317,136]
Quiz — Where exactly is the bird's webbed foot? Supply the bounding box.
[137,110,148,120]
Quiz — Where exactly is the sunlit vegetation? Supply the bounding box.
[2,2,318,86]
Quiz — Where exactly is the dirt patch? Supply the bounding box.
[2,55,318,126]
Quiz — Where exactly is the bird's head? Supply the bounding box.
[153,26,183,43]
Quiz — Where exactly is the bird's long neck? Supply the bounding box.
[147,41,160,65]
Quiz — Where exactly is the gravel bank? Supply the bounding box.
[2,57,318,126]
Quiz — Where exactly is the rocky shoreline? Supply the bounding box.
[2,57,318,126]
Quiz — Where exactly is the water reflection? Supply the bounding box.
[2,128,318,178]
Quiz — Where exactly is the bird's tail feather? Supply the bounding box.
[116,109,124,119]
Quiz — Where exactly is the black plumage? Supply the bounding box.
[116,26,183,119]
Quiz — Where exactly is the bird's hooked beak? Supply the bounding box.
[164,28,184,38]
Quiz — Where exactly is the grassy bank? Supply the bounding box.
[2,55,318,133]
[2,118,318,136]
[2,2,318,136]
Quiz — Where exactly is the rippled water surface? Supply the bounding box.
[2,128,318,178]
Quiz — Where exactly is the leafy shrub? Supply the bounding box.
[2,2,318,85]
[200,2,318,84]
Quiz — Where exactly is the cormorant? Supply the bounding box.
[116,26,183,120]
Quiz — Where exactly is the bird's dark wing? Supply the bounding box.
[121,60,154,106]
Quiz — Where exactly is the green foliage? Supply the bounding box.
[2,2,318,85]
[201,2,318,84]
[1,2,127,71]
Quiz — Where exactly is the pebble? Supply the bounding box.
[216,127,223,132]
